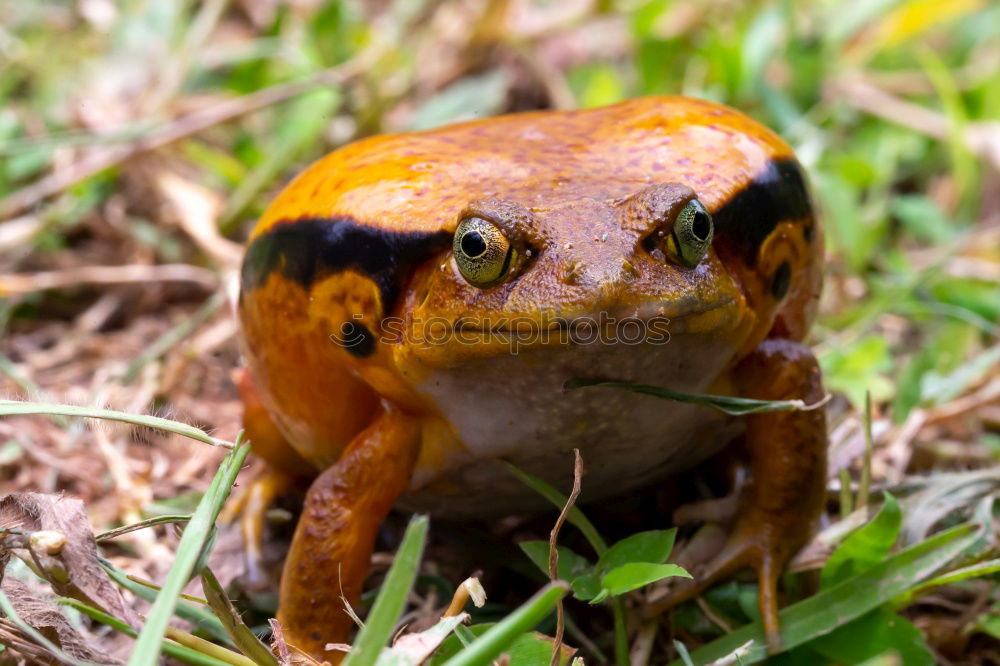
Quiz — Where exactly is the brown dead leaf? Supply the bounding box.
[0,492,140,630]
[1,577,121,665]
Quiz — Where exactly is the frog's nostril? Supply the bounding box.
[621,258,640,281]
[561,261,583,285]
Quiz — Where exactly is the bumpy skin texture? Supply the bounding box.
[237,96,827,660]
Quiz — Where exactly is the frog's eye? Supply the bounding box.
[453,216,518,288]
[670,199,713,267]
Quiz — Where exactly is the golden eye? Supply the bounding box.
[453,217,517,288]
[670,199,713,267]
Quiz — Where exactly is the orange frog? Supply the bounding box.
[236,96,827,659]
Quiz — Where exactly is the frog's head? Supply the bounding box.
[242,97,820,379]
[402,181,745,365]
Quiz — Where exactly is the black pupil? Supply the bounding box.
[691,210,711,241]
[461,230,488,258]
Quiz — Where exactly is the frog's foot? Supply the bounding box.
[649,339,827,654]
[220,469,293,589]
[277,406,420,662]
[651,509,806,653]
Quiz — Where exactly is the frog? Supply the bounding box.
[235,96,827,660]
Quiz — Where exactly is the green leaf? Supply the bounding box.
[568,63,625,109]
[597,529,677,572]
[807,608,934,666]
[518,540,592,582]
[891,194,958,244]
[128,440,251,666]
[599,563,691,599]
[669,521,981,665]
[821,493,902,588]
[893,346,939,422]
[739,5,784,98]
[518,539,602,600]
[928,276,1000,323]
[498,632,576,666]
[920,344,1000,407]
[344,515,430,666]
[564,378,825,415]
[570,571,602,602]
[819,336,895,406]
[439,583,569,666]
[974,612,1000,641]
[629,0,672,39]
[431,627,574,665]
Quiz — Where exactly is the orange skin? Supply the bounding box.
[236,97,826,660]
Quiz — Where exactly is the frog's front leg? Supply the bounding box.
[656,338,827,652]
[278,405,421,661]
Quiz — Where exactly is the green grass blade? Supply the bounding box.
[0,400,233,448]
[101,559,231,644]
[127,440,251,666]
[343,515,430,666]
[57,599,234,666]
[564,378,828,415]
[670,521,980,665]
[672,640,696,666]
[896,557,1000,605]
[96,515,192,542]
[201,567,278,666]
[503,462,607,555]
[440,582,569,666]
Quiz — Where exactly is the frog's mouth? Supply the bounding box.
[448,297,737,335]
[397,297,745,371]
[453,317,589,335]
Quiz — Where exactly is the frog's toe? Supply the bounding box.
[646,529,750,617]
[646,523,787,652]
